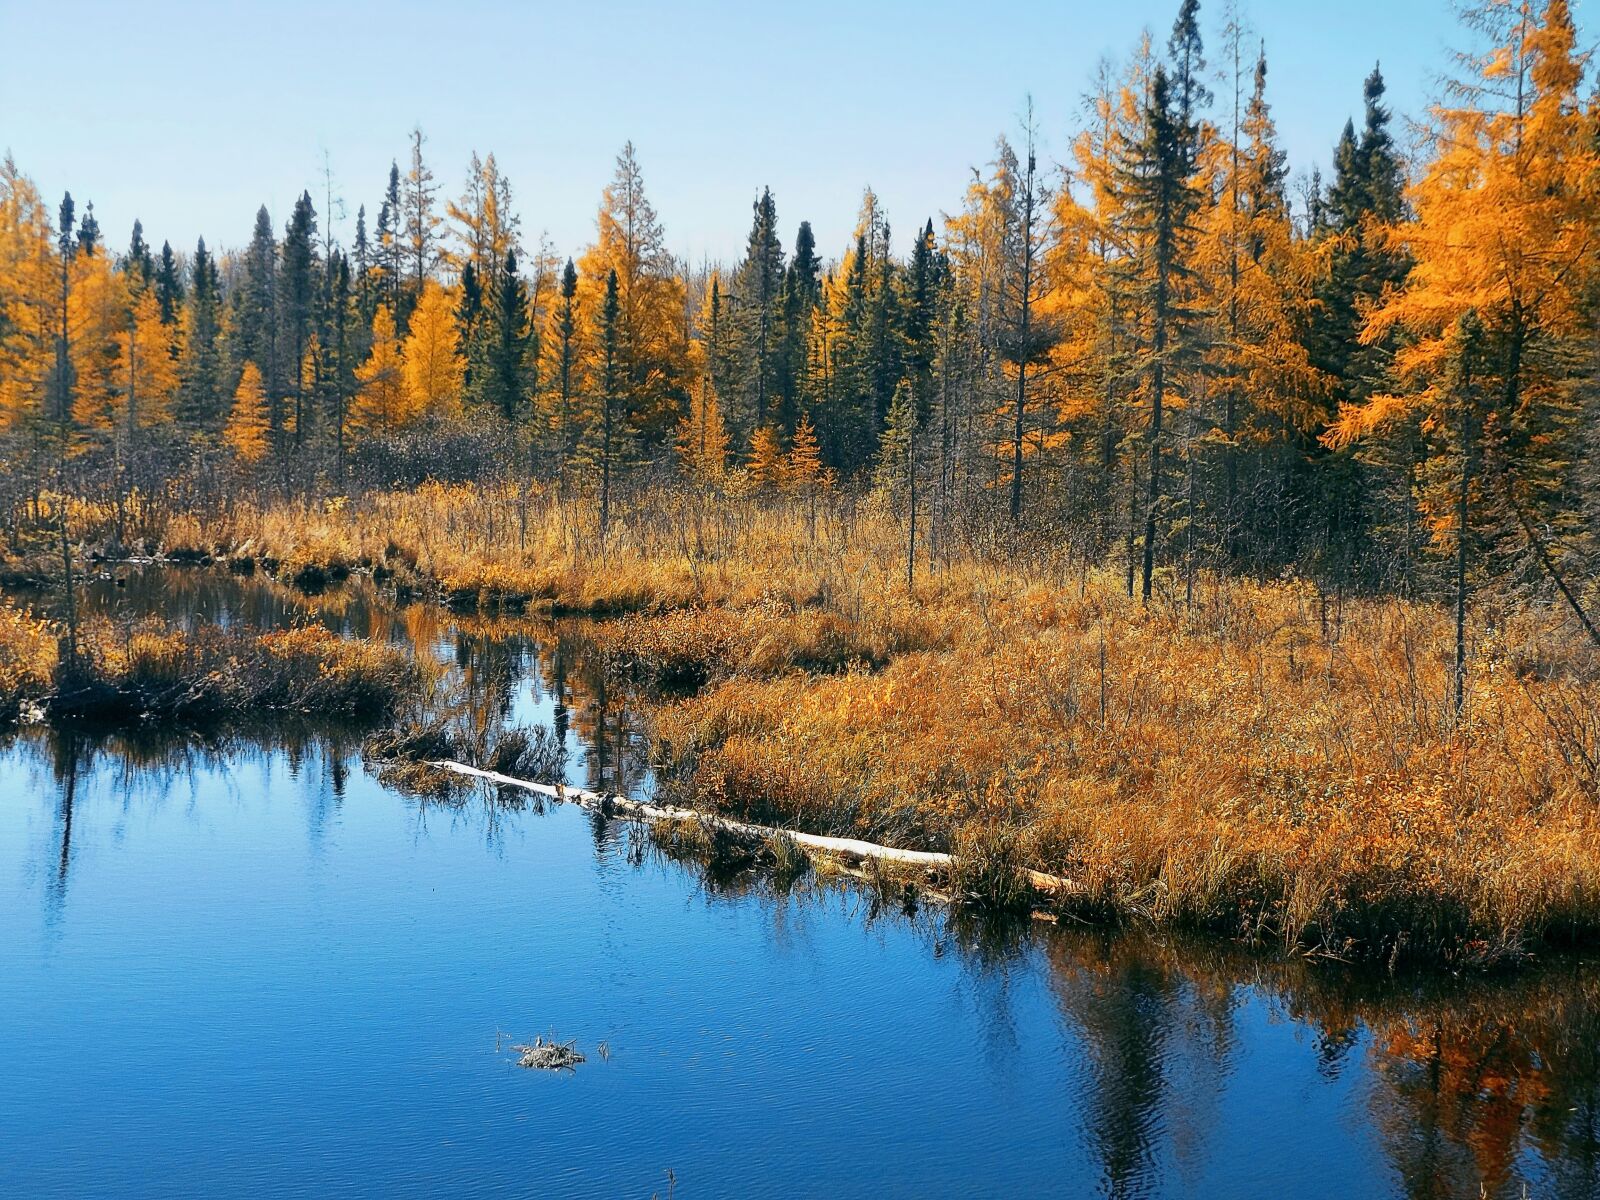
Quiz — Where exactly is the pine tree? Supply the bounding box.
[902,218,942,421]
[234,205,282,447]
[1312,64,1414,584]
[76,201,100,257]
[375,163,404,321]
[49,191,78,428]
[776,221,821,432]
[326,252,355,470]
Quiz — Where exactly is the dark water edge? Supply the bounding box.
[2,567,1599,1199]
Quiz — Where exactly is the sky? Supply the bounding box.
[0,0,1567,268]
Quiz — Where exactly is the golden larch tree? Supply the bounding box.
[402,281,464,420]
[1327,0,1600,693]
[351,303,412,435]
[225,361,271,462]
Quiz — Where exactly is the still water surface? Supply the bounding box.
[2,569,1597,1198]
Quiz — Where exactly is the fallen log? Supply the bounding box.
[428,759,1077,899]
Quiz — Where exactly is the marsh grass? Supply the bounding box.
[15,482,1600,966]
[0,600,419,728]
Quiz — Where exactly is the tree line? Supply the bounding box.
[2,0,1598,644]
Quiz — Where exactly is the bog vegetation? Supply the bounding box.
[2,0,1599,965]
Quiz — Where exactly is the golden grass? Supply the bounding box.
[650,569,1600,966]
[15,481,1600,965]
[0,599,419,726]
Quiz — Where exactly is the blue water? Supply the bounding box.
[2,571,1597,1198]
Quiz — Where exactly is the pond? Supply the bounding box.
[2,568,1598,1198]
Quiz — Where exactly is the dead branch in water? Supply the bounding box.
[428,758,1078,903]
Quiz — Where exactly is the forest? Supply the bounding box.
[2,0,1600,966]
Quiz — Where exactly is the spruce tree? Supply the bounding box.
[280,191,319,447]
[776,221,821,432]
[1122,64,1203,603]
[177,237,223,428]
[484,251,533,425]
[554,259,579,484]
[154,241,183,326]
[735,187,785,433]
[234,205,281,445]
[125,220,154,293]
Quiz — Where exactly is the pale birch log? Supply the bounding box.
[429,759,1075,897]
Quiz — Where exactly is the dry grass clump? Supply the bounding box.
[182,483,973,617]
[0,601,419,727]
[652,571,1600,967]
[0,600,56,721]
[578,598,962,688]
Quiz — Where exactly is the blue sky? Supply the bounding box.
[0,0,1541,266]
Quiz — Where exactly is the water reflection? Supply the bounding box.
[4,567,1600,1198]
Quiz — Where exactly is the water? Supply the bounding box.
[2,569,1598,1198]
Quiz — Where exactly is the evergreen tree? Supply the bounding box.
[280,190,319,447]
[154,240,183,326]
[327,251,355,471]
[734,187,785,433]
[124,219,154,293]
[553,259,580,484]
[876,379,922,592]
[776,220,821,432]
[901,219,942,423]
[76,201,100,257]
[234,205,282,448]
[177,237,222,427]
[483,251,533,424]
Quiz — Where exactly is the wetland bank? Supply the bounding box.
[3,563,1600,1199]
[6,4,1600,1185]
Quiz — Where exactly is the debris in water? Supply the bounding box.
[513,1036,586,1071]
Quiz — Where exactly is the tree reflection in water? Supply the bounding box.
[8,564,1600,1200]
